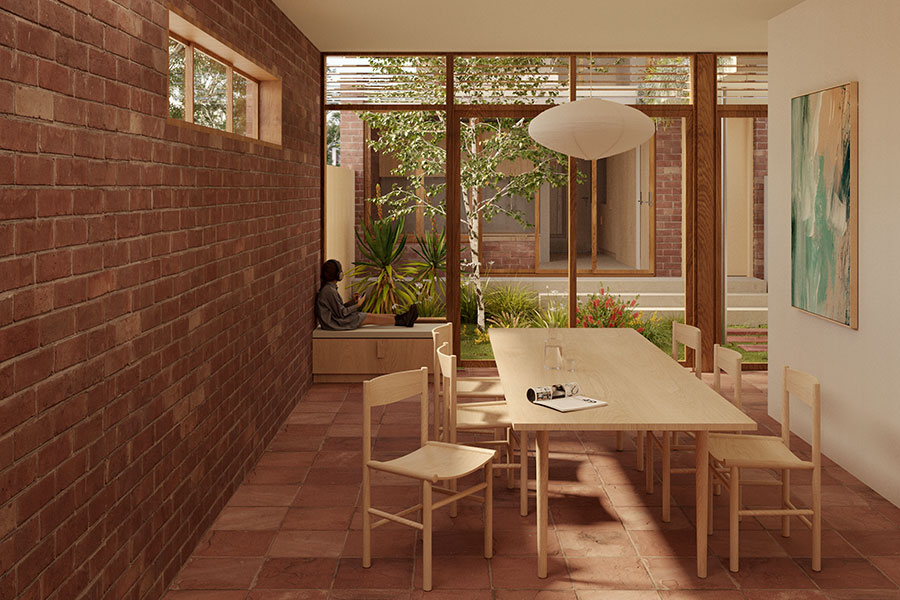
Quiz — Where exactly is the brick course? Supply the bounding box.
[0,1,320,599]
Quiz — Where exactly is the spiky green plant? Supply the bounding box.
[416,294,446,318]
[487,310,532,329]
[409,229,446,303]
[531,304,569,328]
[349,218,415,313]
[483,284,539,323]
[460,283,478,324]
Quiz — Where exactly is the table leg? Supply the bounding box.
[535,430,549,578]
[695,430,709,578]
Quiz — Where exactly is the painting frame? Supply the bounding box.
[791,81,859,329]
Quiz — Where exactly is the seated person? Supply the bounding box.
[316,259,418,330]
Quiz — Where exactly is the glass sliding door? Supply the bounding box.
[720,115,767,364]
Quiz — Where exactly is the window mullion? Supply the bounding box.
[185,44,194,123]
[226,64,234,133]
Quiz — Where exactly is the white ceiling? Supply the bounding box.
[271,0,806,53]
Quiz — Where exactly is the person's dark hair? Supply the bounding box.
[321,259,342,286]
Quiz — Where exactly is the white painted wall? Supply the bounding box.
[769,0,900,506]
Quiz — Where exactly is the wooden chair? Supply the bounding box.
[644,321,702,521]
[709,365,822,572]
[713,343,743,411]
[431,322,503,441]
[437,342,529,517]
[362,367,496,591]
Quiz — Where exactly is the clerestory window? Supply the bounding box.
[167,10,281,145]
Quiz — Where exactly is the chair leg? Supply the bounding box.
[781,469,791,538]
[423,481,433,591]
[433,393,441,441]
[362,466,372,568]
[636,431,645,471]
[449,477,458,518]
[485,462,493,559]
[616,431,624,451]
[519,430,528,517]
[708,464,714,533]
[812,467,822,572]
[645,432,654,494]
[662,431,671,523]
[729,466,740,572]
[505,428,514,489]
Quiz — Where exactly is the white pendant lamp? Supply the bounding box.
[528,98,655,160]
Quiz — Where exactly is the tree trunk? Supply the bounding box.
[466,203,485,330]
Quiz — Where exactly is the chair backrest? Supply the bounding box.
[782,365,821,466]
[431,323,453,439]
[672,322,702,378]
[362,367,429,465]
[713,343,743,409]
[436,341,458,442]
[432,323,452,393]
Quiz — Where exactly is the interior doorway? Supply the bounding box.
[540,138,654,272]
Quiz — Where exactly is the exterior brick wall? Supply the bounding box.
[338,111,365,202]
[0,1,320,599]
[654,118,683,277]
[338,111,366,261]
[480,236,535,271]
[753,117,767,280]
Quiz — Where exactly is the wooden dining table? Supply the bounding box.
[489,327,756,578]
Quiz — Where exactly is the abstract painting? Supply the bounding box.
[791,82,858,328]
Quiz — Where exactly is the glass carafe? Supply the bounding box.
[543,327,563,371]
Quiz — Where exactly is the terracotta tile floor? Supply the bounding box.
[165,371,900,599]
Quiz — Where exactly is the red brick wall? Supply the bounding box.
[480,237,534,271]
[0,1,320,599]
[753,117,767,280]
[654,118,683,277]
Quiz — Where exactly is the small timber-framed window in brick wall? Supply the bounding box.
[168,10,283,145]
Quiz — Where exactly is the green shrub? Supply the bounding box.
[460,283,478,324]
[483,283,539,322]
[574,285,669,349]
[531,304,569,328]
[487,310,532,328]
[417,294,446,318]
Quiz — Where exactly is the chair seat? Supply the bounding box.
[709,433,814,470]
[456,401,512,429]
[369,440,495,482]
[457,378,504,398]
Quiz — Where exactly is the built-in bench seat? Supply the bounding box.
[312,322,443,383]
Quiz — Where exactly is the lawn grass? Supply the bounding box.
[460,323,495,360]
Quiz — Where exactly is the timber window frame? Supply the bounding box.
[167,9,282,145]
